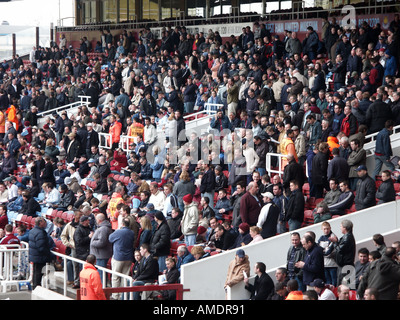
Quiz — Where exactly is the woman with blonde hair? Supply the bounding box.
[191,246,210,260]
[137,215,153,249]
[44,138,60,162]
[249,226,263,244]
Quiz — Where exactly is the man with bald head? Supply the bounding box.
[89,213,113,282]
[240,181,263,226]
[282,153,306,196]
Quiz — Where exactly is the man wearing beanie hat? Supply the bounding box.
[181,193,199,246]
[150,209,171,272]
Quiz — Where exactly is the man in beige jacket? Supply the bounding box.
[224,249,250,297]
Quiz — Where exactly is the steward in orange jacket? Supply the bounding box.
[80,256,106,300]
[109,115,122,147]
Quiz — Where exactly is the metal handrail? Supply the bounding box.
[77,283,189,300]
[48,250,134,298]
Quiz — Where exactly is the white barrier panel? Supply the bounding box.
[99,132,112,149]
[181,200,400,300]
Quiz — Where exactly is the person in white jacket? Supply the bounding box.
[180,194,199,247]
[242,138,259,183]
[148,182,166,212]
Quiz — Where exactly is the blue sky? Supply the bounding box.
[0,0,74,27]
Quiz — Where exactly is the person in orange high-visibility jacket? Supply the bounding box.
[80,254,106,300]
[327,135,339,153]
[107,187,125,230]
[280,129,298,168]
[6,103,18,131]
[109,115,122,149]
[0,110,5,139]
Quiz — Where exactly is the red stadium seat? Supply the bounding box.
[25,216,33,229]
[19,215,27,227]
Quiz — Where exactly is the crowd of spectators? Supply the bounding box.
[0,13,399,299]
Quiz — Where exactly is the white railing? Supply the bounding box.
[99,132,112,149]
[203,103,224,115]
[184,108,217,135]
[0,242,32,292]
[49,250,134,299]
[363,125,400,158]
[0,240,136,299]
[37,95,91,118]
[119,134,136,153]
[265,152,287,177]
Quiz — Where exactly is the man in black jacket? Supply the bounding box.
[132,243,159,300]
[365,93,392,134]
[19,190,41,217]
[376,170,396,205]
[285,180,305,231]
[53,184,75,211]
[244,262,274,300]
[330,54,346,91]
[357,247,400,300]
[150,211,171,272]
[72,216,92,288]
[354,165,376,211]
[282,154,305,196]
[200,161,216,210]
[329,219,356,284]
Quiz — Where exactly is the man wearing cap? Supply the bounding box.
[347,138,366,190]
[256,191,280,239]
[310,278,336,300]
[224,249,250,294]
[181,194,199,247]
[150,210,171,272]
[354,165,376,211]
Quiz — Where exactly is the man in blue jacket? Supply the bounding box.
[108,218,135,300]
[295,234,325,289]
[28,217,53,289]
[373,120,395,179]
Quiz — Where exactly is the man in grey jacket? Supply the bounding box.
[89,213,113,283]
[285,32,302,58]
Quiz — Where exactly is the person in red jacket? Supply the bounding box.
[0,224,20,248]
[0,204,8,230]
[79,254,106,300]
[110,148,128,172]
[239,182,262,226]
